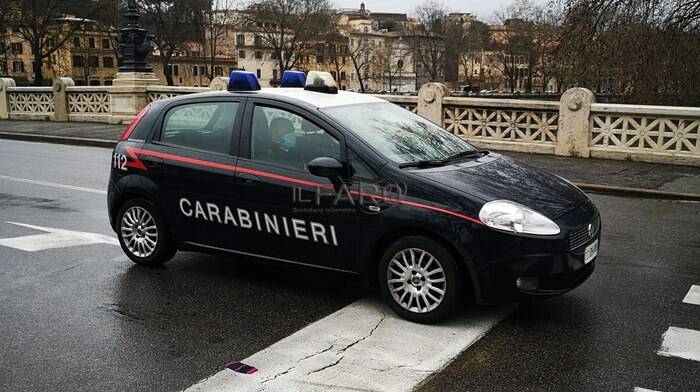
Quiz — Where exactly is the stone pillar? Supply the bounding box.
[52,77,75,122]
[109,72,160,124]
[210,77,230,91]
[556,87,595,157]
[0,78,16,120]
[417,82,449,126]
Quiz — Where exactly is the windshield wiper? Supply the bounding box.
[399,150,489,169]
[398,159,448,169]
[442,149,489,163]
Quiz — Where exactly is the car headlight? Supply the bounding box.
[478,200,560,235]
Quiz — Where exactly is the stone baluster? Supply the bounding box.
[0,78,16,120]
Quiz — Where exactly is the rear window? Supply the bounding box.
[161,102,239,155]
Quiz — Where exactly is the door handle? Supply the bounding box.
[142,156,164,166]
[237,172,261,185]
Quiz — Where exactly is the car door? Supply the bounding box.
[231,99,362,272]
[145,98,245,248]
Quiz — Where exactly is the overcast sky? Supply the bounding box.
[331,0,545,22]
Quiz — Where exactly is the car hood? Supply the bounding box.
[413,154,589,220]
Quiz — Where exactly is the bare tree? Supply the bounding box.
[345,32,373,92]
[411,0,448,82]
[323,23,350,90]
[5,0,103,85]
[244,0,334,76]
[139,0,203,86]
[490,0,543,93]
[552,0,700,104]
[201,0,236,80]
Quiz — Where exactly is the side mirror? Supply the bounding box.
[308,157,345,179]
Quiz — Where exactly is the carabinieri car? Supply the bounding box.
[108,70,600,323]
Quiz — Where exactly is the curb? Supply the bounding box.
[1,131,699,202]
[572,182,700,202]
[0,131,117,149]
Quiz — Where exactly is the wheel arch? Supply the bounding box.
[109,175,167,231]
[365,225,483,303]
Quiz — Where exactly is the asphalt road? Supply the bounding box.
[0,139,698,392]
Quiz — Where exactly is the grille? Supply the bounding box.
[568,214,600,251]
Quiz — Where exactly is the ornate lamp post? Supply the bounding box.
[117,0,154,73]
[112,0,158,122]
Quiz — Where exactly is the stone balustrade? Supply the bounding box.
[0,77,698,166]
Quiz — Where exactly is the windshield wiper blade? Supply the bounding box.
[399,150,489,169]
[398,160,447,169]
[443,149,489,163]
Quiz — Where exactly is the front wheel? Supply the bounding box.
[117,198,175,266]
[378,236,462,323]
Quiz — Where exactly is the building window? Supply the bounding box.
[238,50,245,59]
[236,34,245,46]
[75,80,85,86]
[256,69,261,78]
[72,55,84,67]
[73,37,80,48]
[272,69,278,81]
[104,79,113,86]
[88,37,96,49]
[255,50,262,60]
[88,56,99,68]
[168,64,179,76]
[89,79,101,86]
[193,65,198,76]
[253,35,262,48]
[199,65,207,75]
[340,71,346,81]
[316,55,324,64]
[12,60,24,73]
[12,43,22,54]
[0,61,6,73]
[102,38,110,49]
[103,56,114,68]
[214,66,223,76]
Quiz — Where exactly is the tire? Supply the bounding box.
[116,198,176,266]
[377,236,462,323]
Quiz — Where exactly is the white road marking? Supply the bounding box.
[184,298,510,392]
[634,388,662,392]
[0,174,106,195]
[682,285,700,306]
[657,326,700,362]
[0,222,118,252]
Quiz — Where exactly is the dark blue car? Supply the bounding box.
[107,71,600,323]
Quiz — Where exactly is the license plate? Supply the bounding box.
[584,239,599,264]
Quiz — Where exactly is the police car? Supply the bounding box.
[108,70,600,323]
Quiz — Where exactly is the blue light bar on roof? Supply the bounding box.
[280,70,306,88]
[228,71,260,91]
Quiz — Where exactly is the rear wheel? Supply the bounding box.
[117,198,175,266]
[378,236,462,323]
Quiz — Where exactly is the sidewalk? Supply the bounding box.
[1,119,699,198]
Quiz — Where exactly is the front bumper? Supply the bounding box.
[470,201,600,304]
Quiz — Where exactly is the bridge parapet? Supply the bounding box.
[0,78,698,166]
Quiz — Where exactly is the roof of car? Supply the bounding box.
[158,88,388,110]
[258,88,386,109]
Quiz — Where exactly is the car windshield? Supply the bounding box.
[323,102,477,165]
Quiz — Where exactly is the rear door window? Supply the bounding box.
[161,102,239,155]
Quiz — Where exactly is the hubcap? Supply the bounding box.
[387,248,446,313]
[120,206,158,258]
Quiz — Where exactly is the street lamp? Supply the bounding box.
[117,0,154,73]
